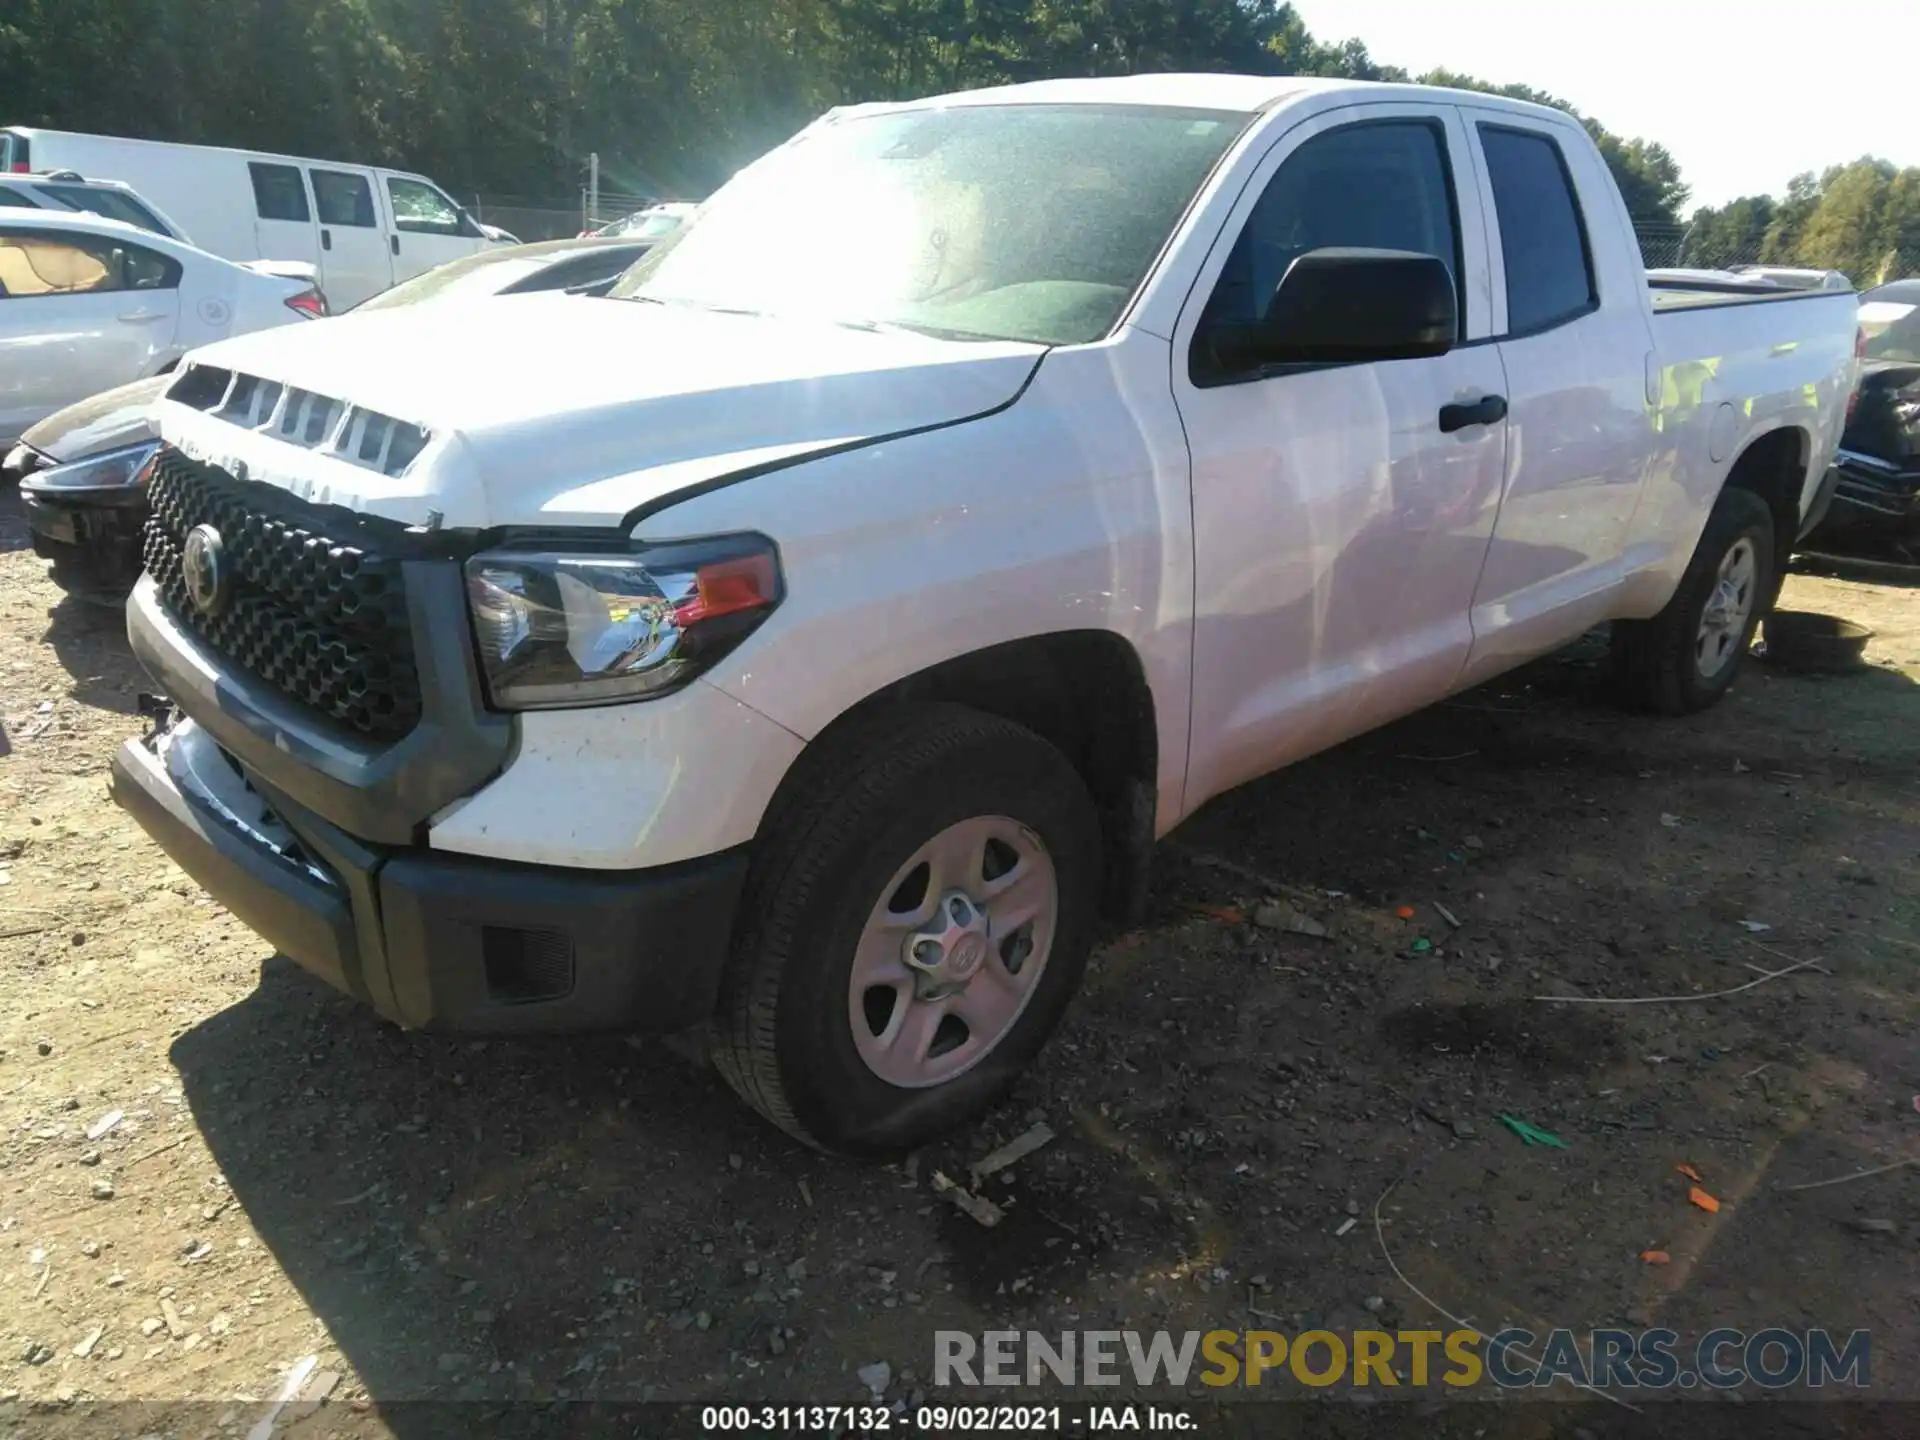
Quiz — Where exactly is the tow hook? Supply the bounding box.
[135,692,178,748]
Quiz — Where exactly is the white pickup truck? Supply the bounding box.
[109,76,1857,1154]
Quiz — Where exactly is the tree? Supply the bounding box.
[1419,68,1688,226]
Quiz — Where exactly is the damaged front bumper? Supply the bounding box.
[110,713,748,1034]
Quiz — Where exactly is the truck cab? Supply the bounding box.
[106,77,1858,1154]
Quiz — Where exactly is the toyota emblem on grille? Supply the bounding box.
[182,524,232,616]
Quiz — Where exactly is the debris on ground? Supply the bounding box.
[1433,901,1461,929]
[1641,1250,1671,1265]
[283,1369,342,1424]
[1499,1115,1567,1149]
[90,1179,114,1200]
[1688,1187,1722,1214]
[247,1354,320,1440]
[1183,903,1246,925]
[0,545,1913,1410]
[161,1299,187,1339]
[84,1109,124,1142]
[1534,954,1825,1006]
[1738,920,1774,934]
[1410,937,1433,954]
[72,1325,104,1358]
[970,1122,1055,1181]
[1847,1218,1897,1236]
[1333,1217,1357,1237]
[1660,813,1682,828]
[1252,903,1330,938]
[1394,906,1416,920]
[857,1360,892,1397]
[1676,1163,1705,1183]
[930,1171,1004,1227]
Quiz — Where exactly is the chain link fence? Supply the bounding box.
[470,190,666,242]
[1633,222,1920,285]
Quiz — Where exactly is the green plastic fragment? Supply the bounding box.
[1498,1114,1567,1149]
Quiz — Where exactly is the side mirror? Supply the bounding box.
[1209,247,1457,371]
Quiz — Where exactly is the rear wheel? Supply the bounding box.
[708,704,1102,1155]
[1611,487,1775,714]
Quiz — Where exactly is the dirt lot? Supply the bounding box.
[2,484,1917,1438]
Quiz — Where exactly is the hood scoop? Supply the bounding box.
[167,363,431,479]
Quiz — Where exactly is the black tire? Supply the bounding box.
[1610,486,1775,715]
[708,703,1103,1155]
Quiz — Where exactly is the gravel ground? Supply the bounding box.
[2,484,1917,1438]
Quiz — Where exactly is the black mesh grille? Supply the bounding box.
[143,449,422,739]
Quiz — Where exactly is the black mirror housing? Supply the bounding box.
[1210,247,1457,371]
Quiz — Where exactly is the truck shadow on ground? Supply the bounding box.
[0,483,31,556]
[165,628,1919,1430]
[39,593,145,715]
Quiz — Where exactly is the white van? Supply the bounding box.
[2,128,501,309]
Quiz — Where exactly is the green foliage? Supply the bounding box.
[1688,161,1920,283]
[10,0,1884,269]
[1419,68,1689,224]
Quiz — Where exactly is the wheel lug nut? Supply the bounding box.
[912,940,941,965]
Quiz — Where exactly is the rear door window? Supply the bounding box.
[0,185,35,208]
[1478,125,1598,335]
[250,162,310,223]
[311,170,376,228]
[39,183,172,236]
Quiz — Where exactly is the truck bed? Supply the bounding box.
[1647,273,1852,312]
[1624,284,1859,575]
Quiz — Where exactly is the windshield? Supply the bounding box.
[609,104,1246,345]
[41,183,173,236]
[1860,287,1920,363]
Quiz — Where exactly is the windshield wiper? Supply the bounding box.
[616,294,774,319]
[829,316,1003,343]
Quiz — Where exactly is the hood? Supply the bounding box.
[161,293,1043,529]
[23,374,168,462]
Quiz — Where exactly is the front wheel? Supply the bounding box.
[708,704,1103,1154]
[1610,486,1776,714]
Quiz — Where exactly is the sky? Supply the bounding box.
[1295,0,1920,211]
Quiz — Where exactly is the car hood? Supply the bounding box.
[23,375,169,463]
[159,293,1044,530]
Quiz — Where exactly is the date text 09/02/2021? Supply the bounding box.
[700,1405,1186,1432]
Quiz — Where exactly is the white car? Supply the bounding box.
[0,171,193,242]
[0,209,324,444]
[111,76,1858,1155]
[3,127,505,309]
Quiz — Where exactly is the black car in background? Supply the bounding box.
[1806,279,1920,559]
[3,236,654,600]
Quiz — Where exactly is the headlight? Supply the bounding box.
[19,441,160,494]
[465,534,782,710]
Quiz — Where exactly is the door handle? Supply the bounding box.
[390,234,400,256]
[321,229,332,251]
[118,310,167,323]
[1438,394,1508,433]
